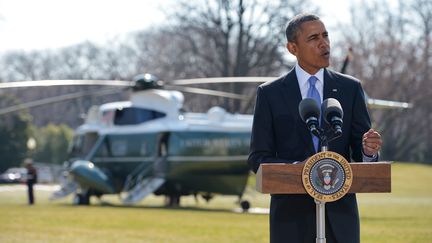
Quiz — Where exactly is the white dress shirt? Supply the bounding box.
[295,63,324,101]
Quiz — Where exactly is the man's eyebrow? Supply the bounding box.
[307,31,328,40]
[307,33,319,40]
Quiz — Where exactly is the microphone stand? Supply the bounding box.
[313,129,339,243]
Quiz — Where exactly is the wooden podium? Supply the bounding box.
[256,161,391,243]
[256,162,391,194]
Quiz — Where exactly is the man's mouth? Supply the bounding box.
[322,51,330,58]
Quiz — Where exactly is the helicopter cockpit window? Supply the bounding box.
[114,107,166,125]
[69,135,84,157]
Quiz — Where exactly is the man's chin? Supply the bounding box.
[321,60,330,68]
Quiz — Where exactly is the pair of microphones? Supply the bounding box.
[299,98,343,139]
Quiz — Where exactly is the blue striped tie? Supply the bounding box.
[307,76,321,152]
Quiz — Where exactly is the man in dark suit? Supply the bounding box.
[24,158,38,205]
[248,13,382,243]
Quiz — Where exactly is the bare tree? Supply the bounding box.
[340,0,432,163]
[0,44,130,127]
[131,0,317,112]
[1,0,319,118]
[410,0,432,161]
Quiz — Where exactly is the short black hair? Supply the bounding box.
[286,13,320,43]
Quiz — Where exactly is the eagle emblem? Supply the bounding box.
[316,164,339,190]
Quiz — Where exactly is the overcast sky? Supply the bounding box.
[0,0,352,54]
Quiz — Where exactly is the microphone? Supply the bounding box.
[322,98,343,136]
[299,98,321,137]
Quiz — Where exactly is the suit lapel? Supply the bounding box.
[323,69,342,101]
[323,69,343,132]
[281,69,315,154]
[281,70,302,104]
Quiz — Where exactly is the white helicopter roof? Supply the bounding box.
[79,89,184,129]
[130,89,184,116]
[96,89,184,117]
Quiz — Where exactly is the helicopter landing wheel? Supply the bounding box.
[73,192,90,205]
[240,200,250,212]
[166,195,181,207]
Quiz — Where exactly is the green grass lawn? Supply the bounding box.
[0,162,431,242]
[357,162,432,242]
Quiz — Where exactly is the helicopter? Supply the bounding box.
[62,74,255,208]
[0,69,411,210]
[0,73,258,209]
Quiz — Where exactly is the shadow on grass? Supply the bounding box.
[55,201,254,215]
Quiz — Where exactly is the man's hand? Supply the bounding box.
[362,129,382,156]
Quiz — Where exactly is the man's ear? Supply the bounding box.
[287,42,297,56]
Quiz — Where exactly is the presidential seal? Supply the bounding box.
[302,151,353,202]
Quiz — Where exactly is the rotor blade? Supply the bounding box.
[0,80,132,89]
[165,85,249,100]
[170,77,277,85]
[367,98,412,109]
[0,88,120,115]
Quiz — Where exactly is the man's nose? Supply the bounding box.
[319,38,330,49]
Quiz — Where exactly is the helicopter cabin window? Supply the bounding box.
[114,107,166,125]
[101,110,114,126]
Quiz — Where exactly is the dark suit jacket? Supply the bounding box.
[248,68,372,243]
